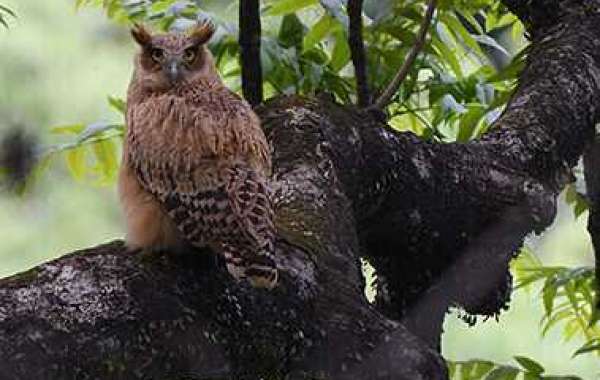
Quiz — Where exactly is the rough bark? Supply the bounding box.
[2,1,600,379]
[0,97,447,379]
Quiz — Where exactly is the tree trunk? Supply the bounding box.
[2,1,600,379]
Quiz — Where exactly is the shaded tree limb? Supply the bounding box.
[356,0,600,344]
[0,97,448,379]
[372,0,436,110]
[239,0,263,106]
[348,0,371,107]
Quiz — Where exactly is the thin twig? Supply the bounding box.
[373,0,437,110]
[239,0,263,106]
[348,0,371,107]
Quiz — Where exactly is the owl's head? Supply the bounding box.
[130,22,217,92]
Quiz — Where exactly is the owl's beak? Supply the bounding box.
[164,60,182,84]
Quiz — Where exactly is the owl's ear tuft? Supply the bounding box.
[189,21,215,46]
[131,24,153,47]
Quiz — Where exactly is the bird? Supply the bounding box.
[118,22,278,289]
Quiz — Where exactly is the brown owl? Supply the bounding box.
[119,22,278,289]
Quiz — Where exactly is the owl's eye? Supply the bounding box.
[183,48,197,64]
[150,48,164,63]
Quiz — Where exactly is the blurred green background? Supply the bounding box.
[0,1,597,378]
[0,0,127,276]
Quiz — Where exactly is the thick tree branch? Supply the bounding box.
[348,0,371,107]
[0,99,447,379]
[360,3,600,343]
[239,0,263,106]
[373,0,437,110]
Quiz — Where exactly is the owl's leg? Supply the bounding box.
[221,243,278,289]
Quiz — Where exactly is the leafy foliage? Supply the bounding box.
[73,0,525,140]
[448,356,583,380]
[446,244,598,379]
[48,0,526,186]
[0,3,15,28]
[513,248,599,357]
[564,183,589,219]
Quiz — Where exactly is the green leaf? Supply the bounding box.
[440,13,483,57]
[329,30,350,72]
[264,0,318,16]
[107,96,126,115]
[541,308,572,337]
[93,140,119,184]
[441,94,467,115]
[484,366,519,380]
[457,106,485,142]
[51,124,86,135]
[66,146,86,181]
[563,318,581,342]
[473,34,510,57]
[363,0,393,24]
[0,4,14,28]
[431,35,463,78]
[278,13,305,49]
[319,0,348,30]
[542,278,558,316]
[471,361,496,378]
[0,4,16,17]
[574,338,600,357]
[488,48,526,83]
[514,356,544,375]
[303,14,336,51]
[75,0,89,10]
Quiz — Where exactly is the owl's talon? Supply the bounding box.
[226,262,247,282]
[226,262,278,289]
[248,270,278,290]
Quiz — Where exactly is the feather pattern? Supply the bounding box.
[120,29,277,288]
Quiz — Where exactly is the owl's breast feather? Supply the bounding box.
[127,92,271,176]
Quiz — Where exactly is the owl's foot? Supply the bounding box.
[224,252,278,290]
[125,242,164,257]
[246,265,278,290]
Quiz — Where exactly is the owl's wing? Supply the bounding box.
[125,86,277,288]
[128,155,277,288]
[222,166,275,251]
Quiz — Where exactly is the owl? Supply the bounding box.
[118,22,278,289]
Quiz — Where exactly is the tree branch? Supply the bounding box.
[361,3,600,343]
[0,98,448,379]
[239,0,263,106]
[348,0,371,107]
[372,0,437,110]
